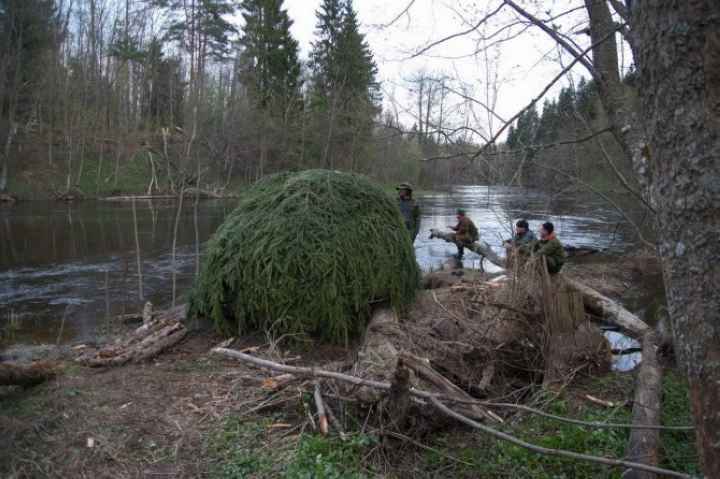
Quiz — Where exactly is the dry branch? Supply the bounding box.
[429,397,694,479]
[401,352,503,422]
[314,383,329,436]
[212,347,495,422]
[213,346,693,433]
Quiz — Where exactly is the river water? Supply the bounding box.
[0,186,645,355]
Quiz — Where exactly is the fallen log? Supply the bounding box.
[77,305,188,367]
[622,331,663,479]
[565,278,650,338]
[429,229,504,266]
[0,362,55,387]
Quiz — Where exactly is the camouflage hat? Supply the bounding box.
[456,208,467,215]
[396,182,413,191]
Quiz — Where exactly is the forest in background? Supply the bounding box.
[0,0,637,199]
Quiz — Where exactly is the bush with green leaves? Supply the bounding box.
[189,169,420,343]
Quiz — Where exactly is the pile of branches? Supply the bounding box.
[189,169,420,343]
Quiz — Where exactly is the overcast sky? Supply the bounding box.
[279,0,617,141]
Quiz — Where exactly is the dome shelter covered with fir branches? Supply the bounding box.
[189,169,421,344]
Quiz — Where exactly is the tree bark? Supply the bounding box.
[584,0,652,201]
[632,1,720,474]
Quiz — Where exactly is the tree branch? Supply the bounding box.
[472,23,623,160]
[429,397,695,479]
[504,0,596,76]
[380,0,416,28]
[408,2,506,59]
[608,0,629,23]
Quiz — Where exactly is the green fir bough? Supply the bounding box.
[189,169,420,343]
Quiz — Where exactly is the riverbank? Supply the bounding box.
[0,253,699,478]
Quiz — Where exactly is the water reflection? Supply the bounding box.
[1,199,232,344]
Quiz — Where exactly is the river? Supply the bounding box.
[0,186,645,352]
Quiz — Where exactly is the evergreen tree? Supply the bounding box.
[0,0,57,120]
[337,1,380,106]
[507,104,539,149]
[160,0,237,62]
[536,99,560,144]
[310,0,344,102]
[308,0,380,170]
[142,39,185,127]
[576,77,598,120]
[238,0,302,111]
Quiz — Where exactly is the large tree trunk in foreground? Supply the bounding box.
[632,1,720,474]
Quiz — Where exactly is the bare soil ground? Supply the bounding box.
[1,330,354,478]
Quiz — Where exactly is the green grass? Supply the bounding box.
[208,416,373,478]
[207,373,697,478]
[8,152,164,199]
[415,372,698,478]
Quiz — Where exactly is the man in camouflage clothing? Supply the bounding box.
[532,221,566,274]
[397,183,421,242]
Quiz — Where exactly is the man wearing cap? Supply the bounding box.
[449,208,479,259]
[397,183,421,242]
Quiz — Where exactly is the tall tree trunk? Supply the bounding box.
[0,123,16,192]
[633,1,720,474]
[584,0,652,201]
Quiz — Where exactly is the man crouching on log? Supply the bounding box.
[446,208,479,259]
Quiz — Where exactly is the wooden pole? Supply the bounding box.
[622,331,664,479]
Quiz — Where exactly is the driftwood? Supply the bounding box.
[77,305,187,367]
[101,189,234,202]
[0,362,55,387]
[622,331,663,479]
[565,278,650,338]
